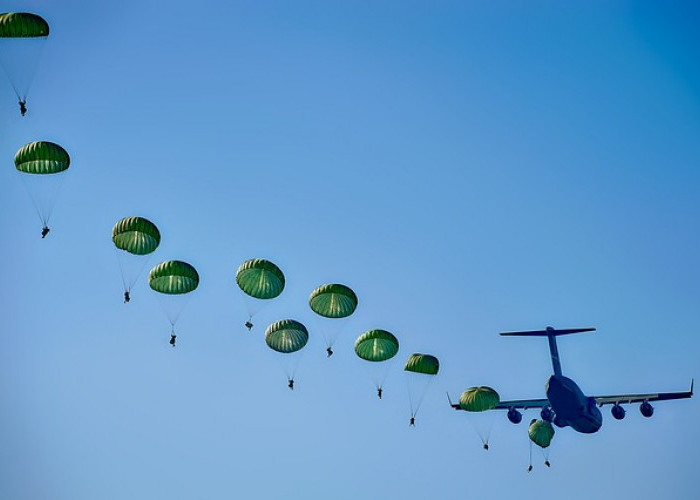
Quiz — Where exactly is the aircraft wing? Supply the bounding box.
[493,399,551,410]
[447,392,550,410]
[592,380,693,407]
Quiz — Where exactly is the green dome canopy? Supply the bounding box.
[404,353,439,375]
[354,329,399,362]
[149,260,199,294]
[265,319,309,353]
[0,13,49,37]
[112,216,160,255]
[236,258,285,299]
[309,283,358,318]
[14,141,70,174]
[459,386,500,412]
[528,419,555,448]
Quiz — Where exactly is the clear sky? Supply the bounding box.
[1,1,698,499]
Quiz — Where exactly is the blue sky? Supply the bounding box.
[1,1,698,499]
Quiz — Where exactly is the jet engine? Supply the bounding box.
[640,401,654,417]
[611,404,626,420]
[507,407,522,424]
[540,406,554,422]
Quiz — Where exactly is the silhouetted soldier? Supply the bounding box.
[409,417,415,427]
[41,226,50,238]
[19,99,27,116]
[124,291,130,303]
[170,333,176,347]
[288,378,294,390]
[377,387,383,399]
[326,347,333,357]
[245,320,253,331]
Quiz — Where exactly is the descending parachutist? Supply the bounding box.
[245,320,253,331]
[19,99,26,116]
[41,226,50,238]
[544,460,550,467]
[170,333,176,347]
[409,417,415,427]
[377,387,383,399]
[326,347,333,357]
[483,443,489,451]
[288,378,294,390]
[124,291,130,303]
[528,465,533,472]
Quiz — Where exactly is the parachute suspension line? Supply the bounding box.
[19,170,67,227]
[19,173,47,226]
[113,247,129,292]
[468,414,495,450]
[16,41,45,100]
[406,376,435,418]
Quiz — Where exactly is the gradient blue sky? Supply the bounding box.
[1,1,698,499]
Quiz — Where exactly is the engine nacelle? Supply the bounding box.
[640,401,654,418]
[611,404,626,420]
[540,406,554,422]
[507,407,522,424]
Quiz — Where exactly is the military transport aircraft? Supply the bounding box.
[449,327,693,432]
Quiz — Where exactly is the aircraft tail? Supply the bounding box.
[499,326,595,377]
[500,327,595,337]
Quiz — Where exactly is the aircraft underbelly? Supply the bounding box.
[546,376,602,433]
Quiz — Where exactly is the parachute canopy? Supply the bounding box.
[15,141,70,174]
[149,260,199,294]
[0,13,49,38]
[112,216,160,255]
[265,319,309,353]
[404,353,439,375]
[309,284,358,318]
[459,386,500,412]
[354,329,399,362]
[528,419,555,448]
[236,258,285,299]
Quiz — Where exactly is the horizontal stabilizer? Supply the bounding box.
[500,326,595,337]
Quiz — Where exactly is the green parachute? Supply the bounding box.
[309,283,358,356]
[0,13,49,37]
[404,354,440,375]
[459,386,500,412]
[309,284,357,318]
[0,13,50,113]
[149,260,199,346]
[236,258,284,331]
[460,386,500,449]
[149,260,199,294]
[14,141,70,237]
[265,319,309,389]
[112,217,160,302]
[355,330,399,398]
[113,217,161,255]
[528,418,555,470]
[237,259,285,299]
[265,319,309,354]
[528,419,555,448]
[355,329,399,362]
[404,353,440,425]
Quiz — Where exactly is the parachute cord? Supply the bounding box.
[113,247,129,293]
[19,174,47,226]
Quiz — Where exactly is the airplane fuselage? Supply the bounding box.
[546,375,602,433]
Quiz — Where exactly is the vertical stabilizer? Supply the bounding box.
[499,326,596,377]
